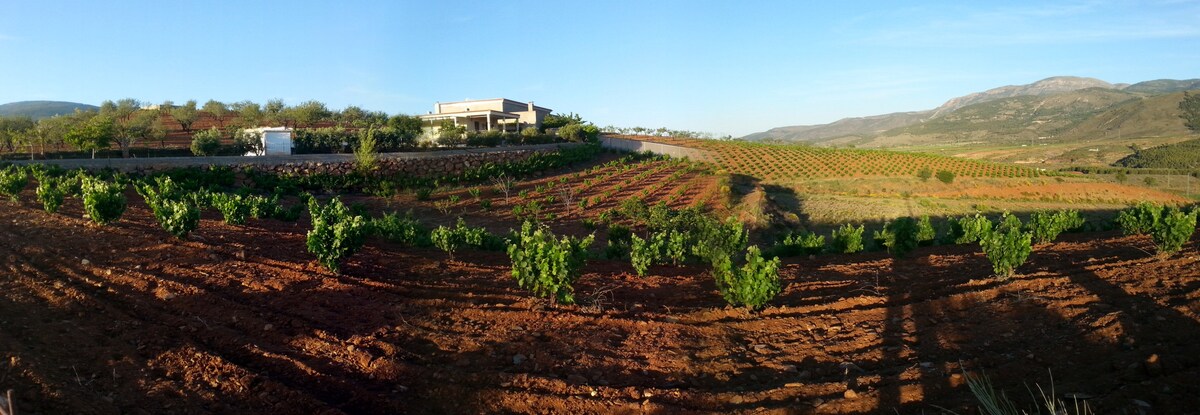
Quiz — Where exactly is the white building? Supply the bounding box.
[242,127,294,156]
[418,98,552,140]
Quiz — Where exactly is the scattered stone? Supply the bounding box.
[781,364,797,372]
[642,390,654,398]
[81,258,90,265]
[729,395,743,404]
[843,389,859,399]
[949,373,965,388]
[784,382,804,388]
[809,398,825,408]
[751,344,769,354]
[347,345,356,352]
[263,323,274,331]
[1144,354,1162,375]
[512,354,526,365]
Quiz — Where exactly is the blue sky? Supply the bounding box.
[1,1,1197,136]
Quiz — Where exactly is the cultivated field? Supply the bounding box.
[1,140,1198,414]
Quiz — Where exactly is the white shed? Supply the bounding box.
[242,127,294,156]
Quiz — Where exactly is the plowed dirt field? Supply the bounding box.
[1,192,1198,414]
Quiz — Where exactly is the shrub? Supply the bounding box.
[711,245,781,309]
[431,217,503,260]
[877,217,919,257]
[507,221,594,305]
[1116,202,1161,235]
[0,166,27,202]
[415,187,433,201]
[916,215,936,245]
[210,193,252,225]
[306,197,368,273]
[369,211,431,246]
[354,127,378,174]
[156,199,201,239]
[936,170,956,184]
[246,194,282,219]
[774,231,825,257]
[1026,209,1085,245]
[80,176,127,226]
[190,127,222,156]
[436,120,466,147]
[629,232,665,276]
[980,226,1033,279]
[916,166,932,181]
[691,218,748,264]
[557,124,584,142]
[136,177,200,239]
[830,223,865,253]
[1152,207,1198,256]
[955,214,994,244]
[35,176,66,213]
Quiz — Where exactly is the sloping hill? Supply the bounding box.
[742,110,931,144]
[0,101,98,119]
[743,76,1199,146]
[930,76,1115,117]
[1114,138,1200,169]
[1122,79,1200,94]
[877,88,1141,145]
[1058,91,1194,141]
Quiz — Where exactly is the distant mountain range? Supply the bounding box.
[0,101,98,119]
[744,76,1200,147]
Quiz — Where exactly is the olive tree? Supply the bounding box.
[171,100,200,133]
[202,100,230,128]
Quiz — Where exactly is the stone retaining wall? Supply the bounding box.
[599,136,713,161]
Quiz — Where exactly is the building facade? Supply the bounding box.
[418,99,551,141]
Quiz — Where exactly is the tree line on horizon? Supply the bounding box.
[0,99,600,159]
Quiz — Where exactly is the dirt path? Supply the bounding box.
[0,194,1197,414]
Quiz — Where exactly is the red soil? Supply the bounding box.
[1,188,1198,414]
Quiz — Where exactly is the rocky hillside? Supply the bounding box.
[746,76,1199,146]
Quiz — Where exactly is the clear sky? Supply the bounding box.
[1,1,1197,136]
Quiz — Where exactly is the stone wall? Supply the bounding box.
[599,136,713,161]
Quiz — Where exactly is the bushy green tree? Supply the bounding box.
[190,127,222,156]
[936,170,956,184]
[171,100,199,133]
[63,113,114,159]
[916,166,933,181]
